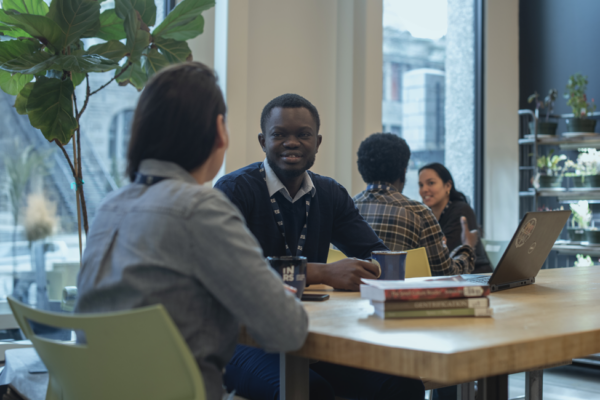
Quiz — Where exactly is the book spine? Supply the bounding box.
[382,307,493,319]
[373,297,490,311]
[383,286,490,301]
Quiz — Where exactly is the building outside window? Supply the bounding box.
[382,0,478,204]
[0,0,168,305]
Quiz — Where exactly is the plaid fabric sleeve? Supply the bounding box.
[419,208,475,275]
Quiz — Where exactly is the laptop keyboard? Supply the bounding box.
[465,276,491,284]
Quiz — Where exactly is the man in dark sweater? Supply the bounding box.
[215,94,424,400]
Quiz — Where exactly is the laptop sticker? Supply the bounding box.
[528,242,537,254]
[516,218,537,248]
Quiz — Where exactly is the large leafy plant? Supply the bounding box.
[0,0,215,240]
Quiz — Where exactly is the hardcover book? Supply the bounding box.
[360,277,490,301]
[371,297,490,312]
[374,307,493,319]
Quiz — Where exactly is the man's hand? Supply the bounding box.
[460,216,479,249]
[308,258,380,291]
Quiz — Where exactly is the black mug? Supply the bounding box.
[267,256,307,299]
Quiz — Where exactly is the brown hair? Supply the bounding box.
[126,62,226,181]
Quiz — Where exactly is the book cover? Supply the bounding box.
[360,277,490,301]
[371,297,490,312]
[374,307,493,319]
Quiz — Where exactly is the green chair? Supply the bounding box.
[7,296,206,400]
[480,239,510,270]
[405,247,432,278]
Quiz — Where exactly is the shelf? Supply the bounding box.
[520,188,600,201]
[518,135,600,149]
[553,241,600,256]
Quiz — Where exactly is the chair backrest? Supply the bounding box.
[7,297,206,400]
[480,239,510,270]
[327,248,346,263]
[405,247,432,278]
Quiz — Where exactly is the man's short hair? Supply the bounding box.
[260,93,321,133]
[357,133,411,184]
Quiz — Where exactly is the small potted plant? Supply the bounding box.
[569,148,600,188]
[569,200,591,242]
[574,254,595,267]
[528,89,558,135]
[536,149,567,188]
[564,73,597,132]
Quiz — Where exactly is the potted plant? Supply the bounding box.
[574,254,594,267]
[536,149,567,188]
[564,73,597,132]
[569,200,591,242]
[568,148,600,188]
[0,0,215,259]
[527,89,558,135]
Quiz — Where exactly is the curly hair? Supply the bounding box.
[357,133,411,184]
[260,93,320,133]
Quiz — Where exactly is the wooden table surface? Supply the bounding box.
[240,267,600,384]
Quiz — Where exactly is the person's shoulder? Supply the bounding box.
[308,170,348,195]
[448,200,475,215]
[214,162,263,192]
[392,193,430,212]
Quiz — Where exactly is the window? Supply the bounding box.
[382,0,481,205]
[0,0,169,305]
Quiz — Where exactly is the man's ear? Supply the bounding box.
[258,133,266,152]
[316,134,323,152]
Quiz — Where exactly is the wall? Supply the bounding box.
[520,0,600,116]
[484,0,520,240]
[190,0,383,195]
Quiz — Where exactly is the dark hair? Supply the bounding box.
[357,133,411,184]
[418,163,468,202]
[260,93,320,133]
[126,62,226,181]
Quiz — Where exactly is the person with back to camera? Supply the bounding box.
[418,163,492,274]
[353,133,478,276]
[75,62,308,400]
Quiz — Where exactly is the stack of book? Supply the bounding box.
[360,277,492,319]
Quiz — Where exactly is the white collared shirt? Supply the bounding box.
[263,158,316,203]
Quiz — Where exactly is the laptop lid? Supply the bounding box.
[488,210,570,286]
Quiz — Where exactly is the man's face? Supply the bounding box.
[259,107,322,180]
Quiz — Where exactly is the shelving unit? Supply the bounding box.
[518,110,600,263]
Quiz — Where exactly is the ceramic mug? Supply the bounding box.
[267,256,307,298]
[371,251,407,280]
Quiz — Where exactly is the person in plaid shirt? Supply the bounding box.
[353,133,477,276]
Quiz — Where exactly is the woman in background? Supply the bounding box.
[418,163,491,274]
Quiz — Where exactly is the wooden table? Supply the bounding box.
[239,267,600,400]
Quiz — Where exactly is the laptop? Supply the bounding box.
[463,210,570,292]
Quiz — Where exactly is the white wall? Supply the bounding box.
[198,0,383,195]
[484,0,520,239]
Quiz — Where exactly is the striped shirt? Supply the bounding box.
[353,182,475,276]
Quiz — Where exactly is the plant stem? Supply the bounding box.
[55,141,76,176]
[89,62,132,97]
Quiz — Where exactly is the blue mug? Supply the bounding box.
[267,256,307,298]
[371,251,407,280]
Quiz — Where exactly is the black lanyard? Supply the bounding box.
[260,163,311,257]
[134,173,168,185]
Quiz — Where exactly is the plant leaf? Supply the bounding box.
[46,0,100,49]
[0,11,65,51]
[115,0,156,27]
[26,77,77,144]
[143,47,168,78]
[153,0,213,41]
[96,9,126,41]
[154,36,191,63]
[14,81,34,115]
[87,40,127,62]
[116,59,146,90]
[71,71,85,87]
[1,49,56,75]
[0,39,41,64]
[52,54,118,73]
[127,29,150,62]
[2,0,49,16]
[0,70,33,95]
